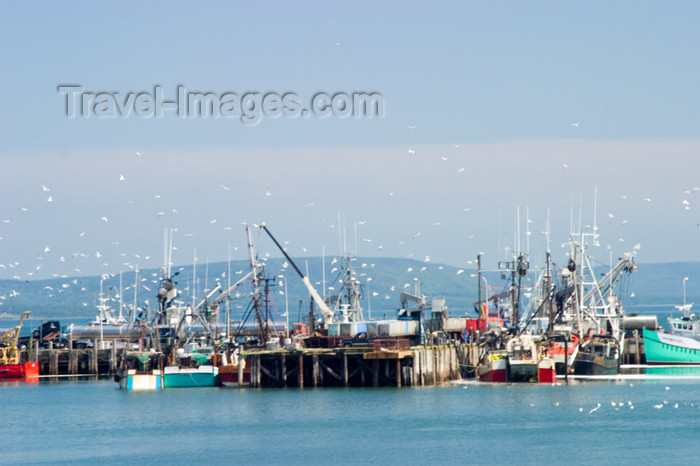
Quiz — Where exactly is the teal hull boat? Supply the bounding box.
[163,365,220,387]
[642,328,700,365]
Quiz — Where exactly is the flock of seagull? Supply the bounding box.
[1,148,698,313]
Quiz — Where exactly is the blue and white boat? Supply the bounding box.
[643,304,700,365]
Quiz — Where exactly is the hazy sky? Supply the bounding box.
[2,1,700,282]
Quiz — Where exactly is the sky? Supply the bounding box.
[2,1,700,285]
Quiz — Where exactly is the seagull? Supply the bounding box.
[456,269,464,275]
[119,174,126,181]
[136,152,143,157]
[408,149,415,154]
[458,167,465,174]
[222,185,230,191]
[589,403,601,414]
[334,40,341,46]
[265,188,272,197]
[47,196,53,202]
[101,217,108,222]
[42,185,50,191]
[643,197,652,202]
[562,164,569,170]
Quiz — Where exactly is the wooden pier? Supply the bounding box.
[20,340,120,377]
[243,344,460,388]
[18,338,462,387]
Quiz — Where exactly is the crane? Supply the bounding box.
[258,223,336,324]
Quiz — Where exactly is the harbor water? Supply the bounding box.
[3,370,700,465]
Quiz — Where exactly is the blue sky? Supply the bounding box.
[1,1,700,286]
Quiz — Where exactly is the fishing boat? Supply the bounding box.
[506,335,539,382]
[163,365,219,387]
[573,333,620,375]
[477,349,508,383]
[115,352,164,390]
[0,311,40,380]
[118,368,163,390]
[544,332,579,375]
[642,304,700,364]
[506,334,556,383]
[642,328,700,364]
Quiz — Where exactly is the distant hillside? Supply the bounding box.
[1,257,699,328]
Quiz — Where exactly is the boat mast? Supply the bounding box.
[227,244,231,341]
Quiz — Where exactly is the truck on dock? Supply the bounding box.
[339,332,377,348]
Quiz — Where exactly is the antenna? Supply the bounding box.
[163,228,168,277]
[133,266,139,323]
[119,271,123,321]
[516,205,521,254]
[546,208,551,253]
[227,243,231,340]
[322,246,326,300]
[192,249,197,307]
[525,206,530,255]
[592,186,599,244]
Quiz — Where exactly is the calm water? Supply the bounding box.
[3,373,700,465]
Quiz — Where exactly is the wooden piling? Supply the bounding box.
[312,355,319,388]
[298,354,304,388]
[342,352,348,387]
[281,354,287,388]
[92,341,98,376]
[238,358,244,389]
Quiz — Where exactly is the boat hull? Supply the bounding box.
[118,369,163,390]
[218,364,250,387]
[0,361,39,379]
[163,365,220,388]
[537,358,556,383]
[507,361,538,383]
[477,358,507,383]
[643,328,700,365]
[573,352,618,375]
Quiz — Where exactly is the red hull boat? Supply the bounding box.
[0,361,39,379]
